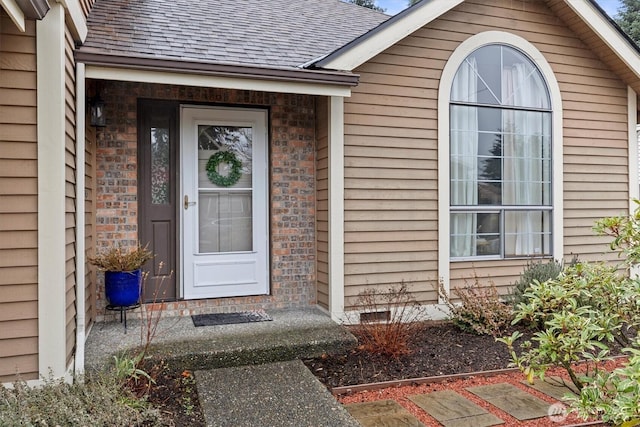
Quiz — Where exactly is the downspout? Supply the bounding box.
[629,89,639,279]
[74,63,86,375]
[636,121,640,204]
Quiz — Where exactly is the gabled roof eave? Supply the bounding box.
[565,0,640,84]
[1,0,50,32]
[77,51,358,97]
[310,0,640,88]
[76,50,360,87]
[310,0,463,71]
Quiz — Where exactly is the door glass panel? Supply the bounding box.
[151,127,170,205]
[197,125,253,253]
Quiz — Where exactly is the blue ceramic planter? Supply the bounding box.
[105,270,142,307]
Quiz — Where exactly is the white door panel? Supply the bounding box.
[181,107,268,299]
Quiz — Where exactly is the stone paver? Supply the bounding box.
[409,390,504,427]
[345,399,425,427]
[522,377,578,401]
[466,383,551,421]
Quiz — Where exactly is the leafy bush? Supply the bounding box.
[510,258,563,306]
[499,201,640,425]
[500,261,634,390]
[438,275,513,337]
[569,344,640,426]
[0,372,164,426]
[0,269,179,427]
[350,282,425,358]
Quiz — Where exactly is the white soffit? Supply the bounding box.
[1,0,26,32]
[84,65,352,97]
[316,0,463,71]
[564,0,640,80]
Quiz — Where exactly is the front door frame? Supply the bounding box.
[179,105,270,299]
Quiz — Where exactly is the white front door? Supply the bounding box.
[180,106,269,299]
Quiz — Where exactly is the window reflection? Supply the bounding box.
[151,127,170,205]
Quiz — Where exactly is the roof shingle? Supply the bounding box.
[80,0,389,70]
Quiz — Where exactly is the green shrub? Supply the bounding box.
[569,344,640,426]
[438,275,513,337]
[0,372,164,426]
[510,258,563,306]
[499,201,640,425]
[500,261,632,390]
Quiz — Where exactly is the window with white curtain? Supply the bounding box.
[450,44,552,259]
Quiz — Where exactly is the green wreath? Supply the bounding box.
[206,151,242,187]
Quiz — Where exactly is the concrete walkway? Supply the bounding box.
[84,308,360,426]
[196,360,360,427]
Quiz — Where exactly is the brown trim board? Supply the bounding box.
[75,51,360,86]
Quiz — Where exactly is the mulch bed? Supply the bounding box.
[303,321,534,388]
[302,321,631,426]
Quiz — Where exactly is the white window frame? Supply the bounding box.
[437,31,564,292]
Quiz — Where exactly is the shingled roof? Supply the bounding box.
[78,0,389,70]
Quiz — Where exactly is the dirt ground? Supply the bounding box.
[143,360,206,426]
[303,322,531,388]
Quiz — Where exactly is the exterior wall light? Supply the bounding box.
[89,94,106,127]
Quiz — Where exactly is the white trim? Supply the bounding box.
[74,63,86,376]
[328,96,345,322]
[629,87,639,210]
[55,0,87,42]
[317,0,463,71]
[564,0,640,81]
[85,66,352,97]
[437,31,564,294]
[37,3,68,380]
[0,0,25,32]
[630,89,640,279]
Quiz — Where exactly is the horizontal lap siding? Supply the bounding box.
[64,27,77,368]
[0,14,39,382]
[345,44,441,308]
[316,98,329,309]
[85,122,97,327]
[344,0,628,306]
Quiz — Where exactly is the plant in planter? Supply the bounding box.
[89,244,153,307]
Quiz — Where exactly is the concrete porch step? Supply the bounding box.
[84,308,357,372]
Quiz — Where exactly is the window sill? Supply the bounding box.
[450,255,553,262]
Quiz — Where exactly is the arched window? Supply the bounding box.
[449,44,552,259]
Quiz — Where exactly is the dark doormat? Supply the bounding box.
[192,310,272,327]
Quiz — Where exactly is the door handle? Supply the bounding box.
[184,195,196,210]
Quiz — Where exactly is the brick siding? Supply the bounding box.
[94,82,317,319]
